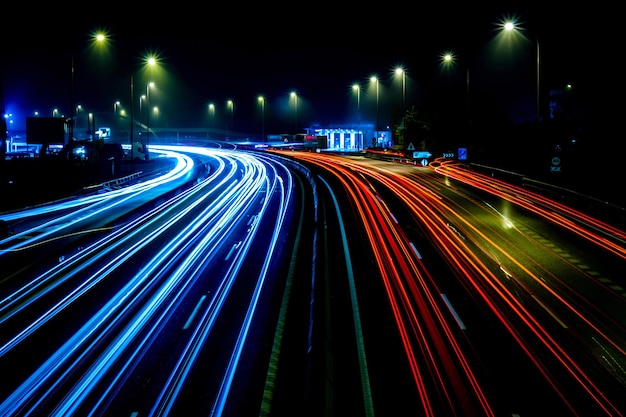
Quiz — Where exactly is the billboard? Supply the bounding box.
[26,117,66,145]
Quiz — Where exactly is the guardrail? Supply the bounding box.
[83,171,143,192]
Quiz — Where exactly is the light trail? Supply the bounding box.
[0,145,298,416]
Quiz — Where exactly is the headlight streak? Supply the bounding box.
[0,145,294,416]
[0,154,227,332]
[208,158,293,417]
[0,149,195,254]
[51,152,269,416]
[277,151,496,416]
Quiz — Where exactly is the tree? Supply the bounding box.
[394,106,432,150]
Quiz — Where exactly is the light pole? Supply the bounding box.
[88,112,94,141]
[258,96,265,141]
[395,67,406,114]
[153,106,159,130]
[290,91,298,133]
[370,76,379,132]
[503,21,540,122]
[129,55,158,165]
[145,81,154,159]
[208,103,215,128]
[227,100,234,131]
[352,84,360,121]
[441,51,470,120]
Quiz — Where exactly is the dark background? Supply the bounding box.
[1,4,622,206]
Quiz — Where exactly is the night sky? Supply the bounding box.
[1,5,613,140]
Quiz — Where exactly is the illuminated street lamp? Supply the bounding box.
[88,113,95,140]
[129,55,158,163]
[208,103,215,128]
[68,31,107,151]
[145,81,155,156]
[502,20,540,122]
[227,100,234,130]
[153,106,159,129]
[370,76,379,131]
[114,101,120,116]
[352,84,360,121]
[395,67,406,113]
[440,51,470,119]
[290,91,298,133]
[258,96,265,141]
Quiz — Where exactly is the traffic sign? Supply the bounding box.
[413,151,432,159]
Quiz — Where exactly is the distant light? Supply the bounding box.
[504,22,515,31]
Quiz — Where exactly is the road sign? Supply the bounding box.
[413,151,432,159]
[458,147,467,160]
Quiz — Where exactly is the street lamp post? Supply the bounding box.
[258,96,265,141]
[441,52,470,121]
[501,19,542,170]
[145,82,154,160]
[290,91,298,133]
[503,21,540,122]
[370,76,379,132]
[352,84,362,149]
[130,75,135,163]
[352,84,360,122]
[208,103,215,128]
[227,100,234,131]
[153,107,159,131]
[395,67,406,114]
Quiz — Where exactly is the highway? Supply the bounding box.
[1,144,625,416]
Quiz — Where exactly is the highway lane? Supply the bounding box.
[2,144,625,416]
[272,150,626,416]
[277,150,499,416]
[0,146,306,416]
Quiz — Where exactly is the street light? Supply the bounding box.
[395,67,406,114]
[145,81,155,158]
[208,103,215,128]
[129,55,158,164]
[68,32,107,154]
[502,20,540,122]
[352,84,360,122]
[290,91,298,133]
[87,112,94,141]
[227,100,234,131]
[258,96,265,141]
[370,76,379,132]
[153,106,159,129]
[440,51,470,120]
